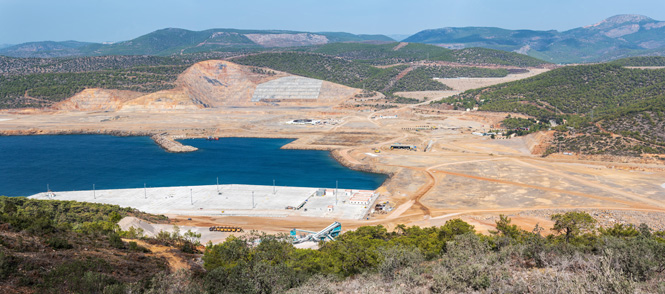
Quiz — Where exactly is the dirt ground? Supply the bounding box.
[2,64,664,240]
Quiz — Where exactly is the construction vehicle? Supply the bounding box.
[209,226,244,232]
[373,148,381,153]
[290,221,342,244]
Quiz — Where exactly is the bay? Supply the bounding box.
[0,135,387,196]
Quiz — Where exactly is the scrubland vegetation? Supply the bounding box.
[610,56,665,67]
[0,65,188,108]
[2,197,664,293]
[435,60,665,156]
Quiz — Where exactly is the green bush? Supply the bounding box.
[46,236,73,250]
[108,233,124,249]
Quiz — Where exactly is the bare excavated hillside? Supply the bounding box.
[178,60,288,107]
[48,60,360,112]
[53,89,144,112]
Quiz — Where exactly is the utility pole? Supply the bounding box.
[335,180,338,205]
[144,183,147,199]
[273,179,276,194]
[190,188,193,205]
[216,177,219,193]
[252,191,255,209]
[93,184,96,199]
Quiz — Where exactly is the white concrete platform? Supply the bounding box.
[251,76,322,101]
[28,184,377,220]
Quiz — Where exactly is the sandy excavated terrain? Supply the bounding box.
[2,61,665,239]
[394,68,550,101]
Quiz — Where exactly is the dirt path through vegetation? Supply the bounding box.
[123,238,190,272]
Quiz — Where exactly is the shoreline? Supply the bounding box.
[1,133,391,196]
[0,130,396,176]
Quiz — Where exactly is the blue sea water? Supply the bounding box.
[0,135,387,197]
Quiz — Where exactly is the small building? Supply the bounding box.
[349,195,371,205]
[390,144,417,151]
[287,119,320,125]
[348,190,377,206]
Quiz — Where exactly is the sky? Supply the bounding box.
[1,0,665,44]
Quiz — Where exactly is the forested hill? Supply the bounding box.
[611,56,665,66]
[232,52,513,94]
[451,64,665,118]
[0,28,394,58]
[311,42,549,67]
[438,63,665,156]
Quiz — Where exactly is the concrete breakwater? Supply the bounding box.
[151,134,198,153]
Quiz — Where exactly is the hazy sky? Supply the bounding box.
[2,0,665,44]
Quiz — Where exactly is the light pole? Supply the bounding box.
[335,180,338,205]
[252,191,255,209]
[273,179,276,194]
[190,188,193,205]
[93,184,96,199]
[144,183,147,199]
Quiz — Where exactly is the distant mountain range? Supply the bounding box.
[404,14,665,63]
[5,15,665,63]
[0,29,394,58]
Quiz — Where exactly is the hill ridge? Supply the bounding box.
[404,14,665,63]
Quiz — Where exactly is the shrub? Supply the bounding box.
[377,245,425,280]
[128,241,150,253]
[108,233,124,249]
[46,236,73,250]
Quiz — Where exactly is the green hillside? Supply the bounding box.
[448,64,665,116]
[233,52,512,96]
[611,56,665,66]
[437,64,665,155]
[312,42,549,67]
[0,65,186,108]
[5,197,663,293]
[452,47,549,67]
[313,42,455,65]
[233,53,381,89]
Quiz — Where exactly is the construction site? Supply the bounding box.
[28,184,379,220]
[3,59,665,243]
